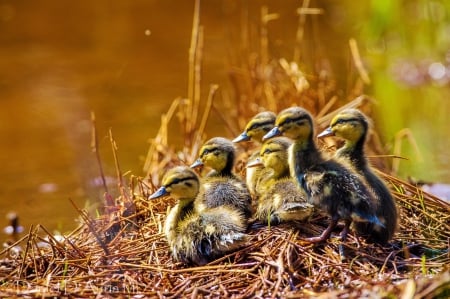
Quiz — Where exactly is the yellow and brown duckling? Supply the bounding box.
[233,111,276,199]
[247,137,314,225]
[149,166,248,266]
[318,108,398,244]
[191,137,253,219]
[263,107,384,243]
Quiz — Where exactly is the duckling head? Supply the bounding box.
[263,107,314,142]
[259,137,292,177]
[149,166,200,202]
[318,108,369,145]
[233,111,276,143]
[191,137,236,174]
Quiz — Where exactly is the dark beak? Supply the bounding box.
[262,127,282,141]
[149,186,169,199]
[190,158,204,169]
[317,127,335,139]
[232,132,250,143]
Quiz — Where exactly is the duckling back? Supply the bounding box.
[303,160,382,227]
[196,176,253,219]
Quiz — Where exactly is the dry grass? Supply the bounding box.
[0,165,449,298]
[1,2,450,298]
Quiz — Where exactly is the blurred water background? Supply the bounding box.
[1,0,449,242]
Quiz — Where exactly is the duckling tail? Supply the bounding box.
[354,211,385,228]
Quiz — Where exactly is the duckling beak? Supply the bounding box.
[190,158,204,169]
[232,132,250,143]
[317,127,335,139]
[149,186,169,199]
[262,127,281,141]
[246,157,263,168]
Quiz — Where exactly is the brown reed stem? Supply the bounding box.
[196,84,218,141]
[69,198,110,256]
[90,111,108,194]
[349,38,371,85]
[109,128,127,200]
[293,0,310,63]
[186,0,201,137]
[18,224,34,278]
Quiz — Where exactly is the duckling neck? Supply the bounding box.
[220,152,235,176]
[177,199,195,219]
[272,165,291,180]
[337,138,368,170]
[292,138,324,172]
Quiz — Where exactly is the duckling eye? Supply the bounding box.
[280,116,305,127]
[170,178,182,185]
[202,148,215,155]
[201,148,220,157]
[280,119,292,126]
[262,148,280,156]
[167,177,196,187]
[334,119,345,125]
[262,149,272,155]
[333,118,358,126]
[247,123,259,131]
[248,120,273,131]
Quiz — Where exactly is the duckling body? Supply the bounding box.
[191,137,253,219]
[149,166,248,265]
[263,107,383,243]
[248,137,313,225]
[233,111,276,198]
[318,108,398,244]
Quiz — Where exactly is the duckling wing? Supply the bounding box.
[256,179,313,223]
[199,206,248,252]
[173,207,248,266]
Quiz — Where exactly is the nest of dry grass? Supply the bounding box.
[0,168,449,298]
[1,2,449,298]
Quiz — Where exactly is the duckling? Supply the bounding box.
[191,137,253,219]
[263,107,384,243]
[233,111,276,199]
[149,166,248,265]
[317,108,398,244]
[247,137,314,225]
